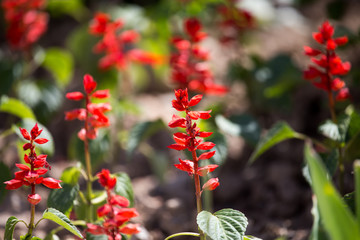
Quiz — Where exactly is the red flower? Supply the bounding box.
[87,169,141,239]
[202,178,219,191]
[303,20,351,101]
[89,12,162,71]
[168,88,219,192]
[97,169,117,190]
[2,0,48,50]
[65,74,111,141]
[4,123,62,206]
[170,18,228,95]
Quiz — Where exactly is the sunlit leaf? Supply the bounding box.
[47,184,79,216]
[0,96,35,120]
[4,216,20,240]
[114,172,135,207]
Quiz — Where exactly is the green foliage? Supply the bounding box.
[60,166,82,186]
[215,114,260,146]
[114,172,135,207]
[42,208,83,238]
[127,119,166,158]
[0,162,11,203]
[304,144,360,240]
[47,183,79,216]
[42,48,74,89]
[197,208,248,240]
[47,0,87,20]
[20,235,41,240]
[355,161,360,227]
[0,96,36,120]
[4,216,20,240]
[249,122,303,163]
[86,233,108,240]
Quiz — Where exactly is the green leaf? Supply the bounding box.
[86,233,108,240]
[47,184,79,216]
[4,216,20,240]
[13,119,54,155]
[114,172,135,207]
[197,208,248,240]
[42,208,83,238]
[42,48,74,89]
[355,161,360,227]
[304,144,360,240]
[243,236,262,240]
[249,122,302,163]
[47,0,87,20]
[60,166,81,186]
[127,119,165,158]
[215,114,260,146]
[0,96,35,120]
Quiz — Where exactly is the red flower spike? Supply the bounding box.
[66,92,84,101]
[34,138,48,144]
[202,178,219,191]
[83,74,97,94]
[41,177,62,189]
[27,193,41,205]
[19,127,31,140]
[185,18,201,38]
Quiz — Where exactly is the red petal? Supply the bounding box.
[188,111,200,120]
[115,208,139,221]
[174,159,194,174]
[120,223,141,235]
[97,203,112,217]
[202,177,220,191]
[83,74,97,94]
[87,223,106,235]
[331,78,345,91]
[110,195,130,207]
[312,32,324,44]
[34,138,48,144]
[168,144,187,151]
[4,179,23,190]
[16,163,30,171]
[303,46,321,56]
[336,88,350,101]
[198,151,216,160]
[36,168,48,175]
[23,143,32,150]
[30,123,41,139]
[92,89,110,99]
[19,127,31,140]
[168,115,186,128]
[303,66,322,80]
[334,36,348,46]
[198,110,211,120]
[197,164,218,176]
[189,94,203,107]
[198,131,213,138]
[197,142,215,150]
[66,92,84,101]
[326,39,337,50]
[185,18,201,38]
[97,169,117,189]
[65,109,86,121]
[119,30,139,43]
[42,177,62,189]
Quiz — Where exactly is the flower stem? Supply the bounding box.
[27,184,36,236]
[84,95,94,222]
[192,150,205,240]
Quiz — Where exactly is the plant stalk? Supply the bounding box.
[84,95,94,222]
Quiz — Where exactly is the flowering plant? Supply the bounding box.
[4,123,83,239]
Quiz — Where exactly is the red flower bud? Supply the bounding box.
[66,92,84,101]
[83,74,97,94]
[34,138,48,144]
[23,143,32,150]
[19,127,31,140]
[27,194,41,205]
[202,178,219,191]
[92,90,110,99]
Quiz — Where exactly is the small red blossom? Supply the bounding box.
[27,193,41,205]
[303,21,351,101]
[97,169,117,190]
[202,178,220,191]
[65,74,111,141]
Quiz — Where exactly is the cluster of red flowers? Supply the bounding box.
[168,89,220,192]
[303,21,351,101]
[87,169,140,240]
[2,0,48,50]
[89,12,163,71]
[217,0,255,44]
[65,74,111,140]
[170,18,228,95]
[4,123,62,205]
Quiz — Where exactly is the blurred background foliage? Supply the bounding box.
[1,0,360,239]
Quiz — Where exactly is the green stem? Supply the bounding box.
[165,232,200,240]
[354,161,360,227]
[84,95,94,223]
